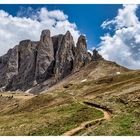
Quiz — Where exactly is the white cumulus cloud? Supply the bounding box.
[99,4,140,69]
[0,7,80,56]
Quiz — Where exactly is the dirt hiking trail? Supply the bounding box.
[62,97,111,136]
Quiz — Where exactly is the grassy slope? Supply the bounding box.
[0,94,103,135]
[74,71,140,135]
[0,60,140,136]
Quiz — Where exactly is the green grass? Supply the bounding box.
[84,112,140,136]
[28,102,103,135]
[0,98,103,136]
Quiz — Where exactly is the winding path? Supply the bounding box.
[62,97,111,136]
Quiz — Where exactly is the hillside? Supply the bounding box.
[0,59,139,136]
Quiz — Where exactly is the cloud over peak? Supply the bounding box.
[101,5,139,29]
[99,4,140,69]
[0,7,80,56]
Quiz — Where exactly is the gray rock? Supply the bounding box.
[52,34,64,57]
[54,31,75,80]
[92,49,103,61]
[74,35,92,72]
[0,29,103,93]
[0,46,18,88]
[6,40,38,91]
[35,30,54,83]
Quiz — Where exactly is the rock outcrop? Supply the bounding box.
[54,31,75,80]
[35,30,54,83]
[0,29,102,93]
[92,49,103,61]
[74,35,92,72]
[0,46,18,88]
[6,40,38,91]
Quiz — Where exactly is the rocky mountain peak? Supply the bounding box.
[73,35,92,72]
[76,35,87,50]
[19,39,31,45]
[0,29,103,93]
[92,49,103,61]
[65,30,71,37]
[40,29,51,41]
[63,31,75,45]
[54,30,75,80]
[35,29,54,83]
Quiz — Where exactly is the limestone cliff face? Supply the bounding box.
[6,40,38,91]
[35,30,54,83]
[74,35,92,72]
[54,31,75,80]
[0,29,102,92]
[0,46,18,88]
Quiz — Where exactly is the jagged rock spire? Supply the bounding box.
[92,49,103,61]
[73,35,92,72]
[54,31,75,80]
[40,29,51,42]
[35,29,54,83]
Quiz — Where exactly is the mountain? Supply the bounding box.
[0,30,98,93]
[0,29,139,136]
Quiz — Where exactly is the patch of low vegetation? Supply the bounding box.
[33,102,103,135]
[0,92,103,136]
[82,112,140,136]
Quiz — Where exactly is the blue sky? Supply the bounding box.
[0,4,140,69]
[0,4,122,49]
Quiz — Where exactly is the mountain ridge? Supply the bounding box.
[0,29,102,93]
